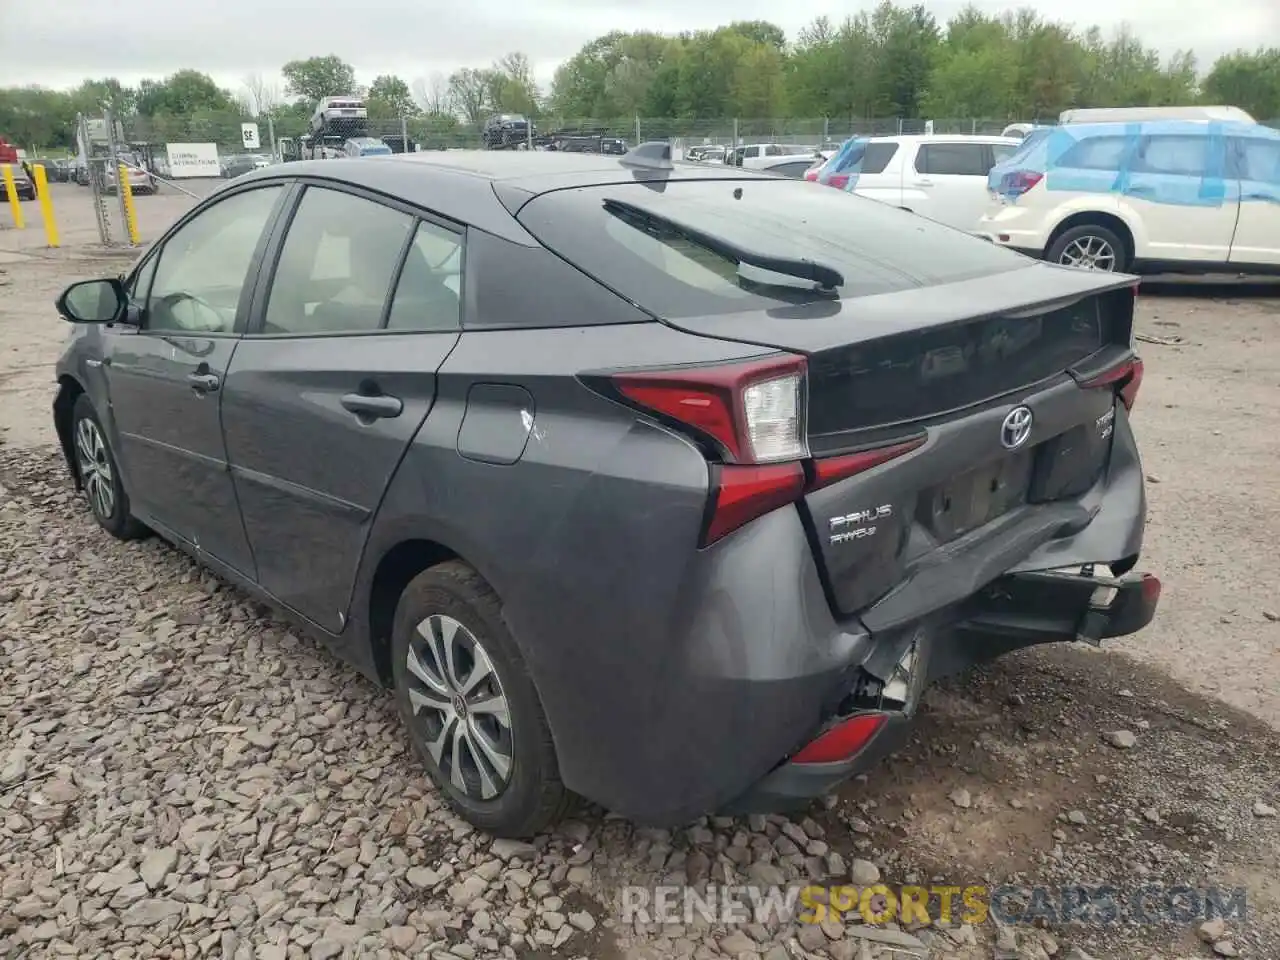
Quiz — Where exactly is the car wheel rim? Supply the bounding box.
[405,613,513,800]
[1060,235,1117,271]
[75,418,115,519]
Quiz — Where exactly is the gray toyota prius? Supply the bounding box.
[51,145,1161,837]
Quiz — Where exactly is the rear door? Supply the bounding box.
[904,141,995,230]
[1227,134,1280,268]
[221,182,464,631]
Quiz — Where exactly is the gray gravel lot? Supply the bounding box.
[1,197,1278,960]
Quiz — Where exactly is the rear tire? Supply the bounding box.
[390,561,574,837]
[1046,223,1129,272]
[70,393,147,540]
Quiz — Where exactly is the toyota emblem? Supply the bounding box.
[1000,406,1034,450]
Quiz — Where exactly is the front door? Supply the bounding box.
[1227,134,1280,268]
[222,183,464,632]
[103,183,287,575]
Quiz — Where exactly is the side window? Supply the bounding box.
[1136,136,1208,176]
[1058,136,1130,171]
[386,220,464,332]
[916,143,989,176]
[1231,138,1280,181]
[261,187,413,335]
[765,144,783,157]
[860,143,899,174]
[992,143,1018,164]
[146,185,282,334]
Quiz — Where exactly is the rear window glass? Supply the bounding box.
[517,180,1031,318]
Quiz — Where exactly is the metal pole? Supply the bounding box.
[732,118,739,156]
[401,112,409,153]
[635,114,641,144]
[267,113,277,162]
[105,109,129,245]
[527,116,533,150]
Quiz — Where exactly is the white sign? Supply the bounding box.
[165,142,221,178]
[241,123,261,150]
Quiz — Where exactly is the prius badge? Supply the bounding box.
[1000,406,1033,450]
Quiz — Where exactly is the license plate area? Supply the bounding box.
[917,448,1034,542]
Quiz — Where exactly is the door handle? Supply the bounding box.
[914,178,934,187]
[1126,185,1155,195]
[187,372,220,393]
[1243,192,1279,203]
[340,393,403,419]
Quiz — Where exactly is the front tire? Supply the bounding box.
[71,393,147,540]
[390,561,573,837]
[1047,223,1129,272]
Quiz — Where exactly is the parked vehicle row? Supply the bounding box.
[805,111,1280,275]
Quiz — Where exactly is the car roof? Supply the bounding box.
[865,134,1021,145]
[1055,119,1279,138]
[233,150,774,243]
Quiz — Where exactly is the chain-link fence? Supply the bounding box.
[25,109,1280,250]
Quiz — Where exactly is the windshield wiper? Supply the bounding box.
[602,198,844,294]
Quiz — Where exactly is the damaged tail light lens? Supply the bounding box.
[1083,357,1144,411]
[603,354,924,546]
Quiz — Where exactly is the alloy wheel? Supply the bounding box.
[405,614,514,800]
[1058,235,1118,271]
[75,418,115,520]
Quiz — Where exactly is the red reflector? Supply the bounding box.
[1140,572,1161,605]
[809,436,926,491]
[791,712,888,765]
[704,462,805,546]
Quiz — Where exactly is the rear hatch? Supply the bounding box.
[515,177,1139,617]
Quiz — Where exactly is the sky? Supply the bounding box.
[0,0,1275,96]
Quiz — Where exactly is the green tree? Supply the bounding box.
[368,74,417,119]
[135,71,234,116]
[1203,48,1280,120]
[447,67,494,126]
[281,55,357,105]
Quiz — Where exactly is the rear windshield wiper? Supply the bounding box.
[602,198,845,294]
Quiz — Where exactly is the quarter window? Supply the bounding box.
[146,185,282,335]
[385,221,464,332]
[1058,136,1130,171]
[262,186,413,335]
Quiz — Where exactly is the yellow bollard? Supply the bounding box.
[32,164,59,248]
[119,164,140,246]
[2,164,25,229]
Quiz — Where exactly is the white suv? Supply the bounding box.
[810,135,1021,232]
[976,120,1280,273]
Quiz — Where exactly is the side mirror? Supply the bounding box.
[56,278,127,324]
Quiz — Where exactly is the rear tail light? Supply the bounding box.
[1082,357,1144,411]
[827,173,850,190]
[604,355,924,545]
[804,169,819,182]
[1001,170,1043,197]
[611,355,808,465]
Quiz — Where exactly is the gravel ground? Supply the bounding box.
[0,243,1278,960]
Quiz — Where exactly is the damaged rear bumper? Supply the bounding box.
[722,565,1161,815]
